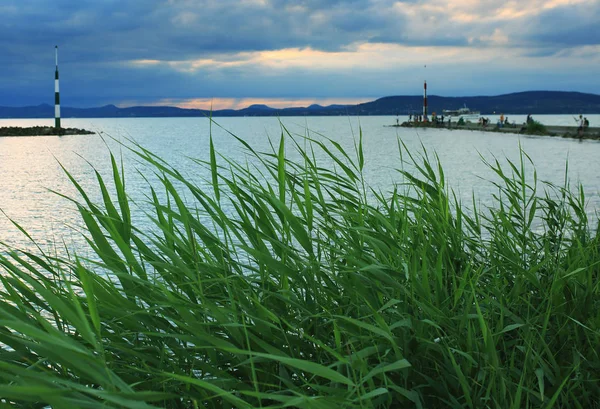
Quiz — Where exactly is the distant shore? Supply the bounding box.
[0,126,95,137]
[1,91,600,118]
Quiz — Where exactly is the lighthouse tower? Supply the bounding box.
[54,46,61,129]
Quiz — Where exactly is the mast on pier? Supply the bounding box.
[423,80,428,122]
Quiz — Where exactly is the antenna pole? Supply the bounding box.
[422,64,428,122]
[423,80,428,122]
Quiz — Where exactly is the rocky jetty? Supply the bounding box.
[0,126,95,137]
[393,121,600,140]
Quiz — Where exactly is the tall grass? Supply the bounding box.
[524,120,549,135]
[0,123,599,408]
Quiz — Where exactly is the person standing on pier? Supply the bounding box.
[577,114,584,138]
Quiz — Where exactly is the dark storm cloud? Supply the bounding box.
[0,0,598,106]
[1,0,598,61]
[523,5,600,47]
[0,0,414,64]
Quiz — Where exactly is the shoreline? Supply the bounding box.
[0,126,95,137]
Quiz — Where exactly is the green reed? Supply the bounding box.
[0,122,598,409]
[525,120,549,135]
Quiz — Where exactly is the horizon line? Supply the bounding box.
[2,90,599,111]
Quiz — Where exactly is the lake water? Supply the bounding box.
[1,115,599,253]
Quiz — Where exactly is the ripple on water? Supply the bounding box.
[1,116,599,255]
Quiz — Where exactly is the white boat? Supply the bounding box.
[442,106,480,122]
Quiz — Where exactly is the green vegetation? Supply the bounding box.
[0,126,94,137]
[524,120,549,136]
[0,124,599,408]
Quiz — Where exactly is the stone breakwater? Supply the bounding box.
[0,126,95,137]
[395,122,600,140]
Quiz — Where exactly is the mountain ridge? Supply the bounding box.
[1,91,600,118]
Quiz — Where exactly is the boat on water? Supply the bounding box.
[442,106,480,122]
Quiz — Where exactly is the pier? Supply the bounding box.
[393,121,600,140]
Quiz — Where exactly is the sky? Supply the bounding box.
[0,0,599,109]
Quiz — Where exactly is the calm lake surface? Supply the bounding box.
[1,115,599,253]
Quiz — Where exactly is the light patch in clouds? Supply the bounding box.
[118,97,373,110]
[0,5,18,13]
[130,57,249,72]
[553,44,600,59]
[128,42,527,75]
[440,0,591,22]
[542,0,589,9]
[240,0,269,5]
[473,28,510,46]
[173,11,198,26]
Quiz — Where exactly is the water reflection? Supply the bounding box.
[1,116,599,255]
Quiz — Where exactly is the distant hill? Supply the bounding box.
[1,91,599,119]
[343,91,600,116]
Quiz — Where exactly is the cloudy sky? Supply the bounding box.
[1,0,598,109]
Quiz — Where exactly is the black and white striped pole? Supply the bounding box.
[54,46,61,130]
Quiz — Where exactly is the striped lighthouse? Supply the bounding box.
[54,46,61,130]
[423,80,428,122]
